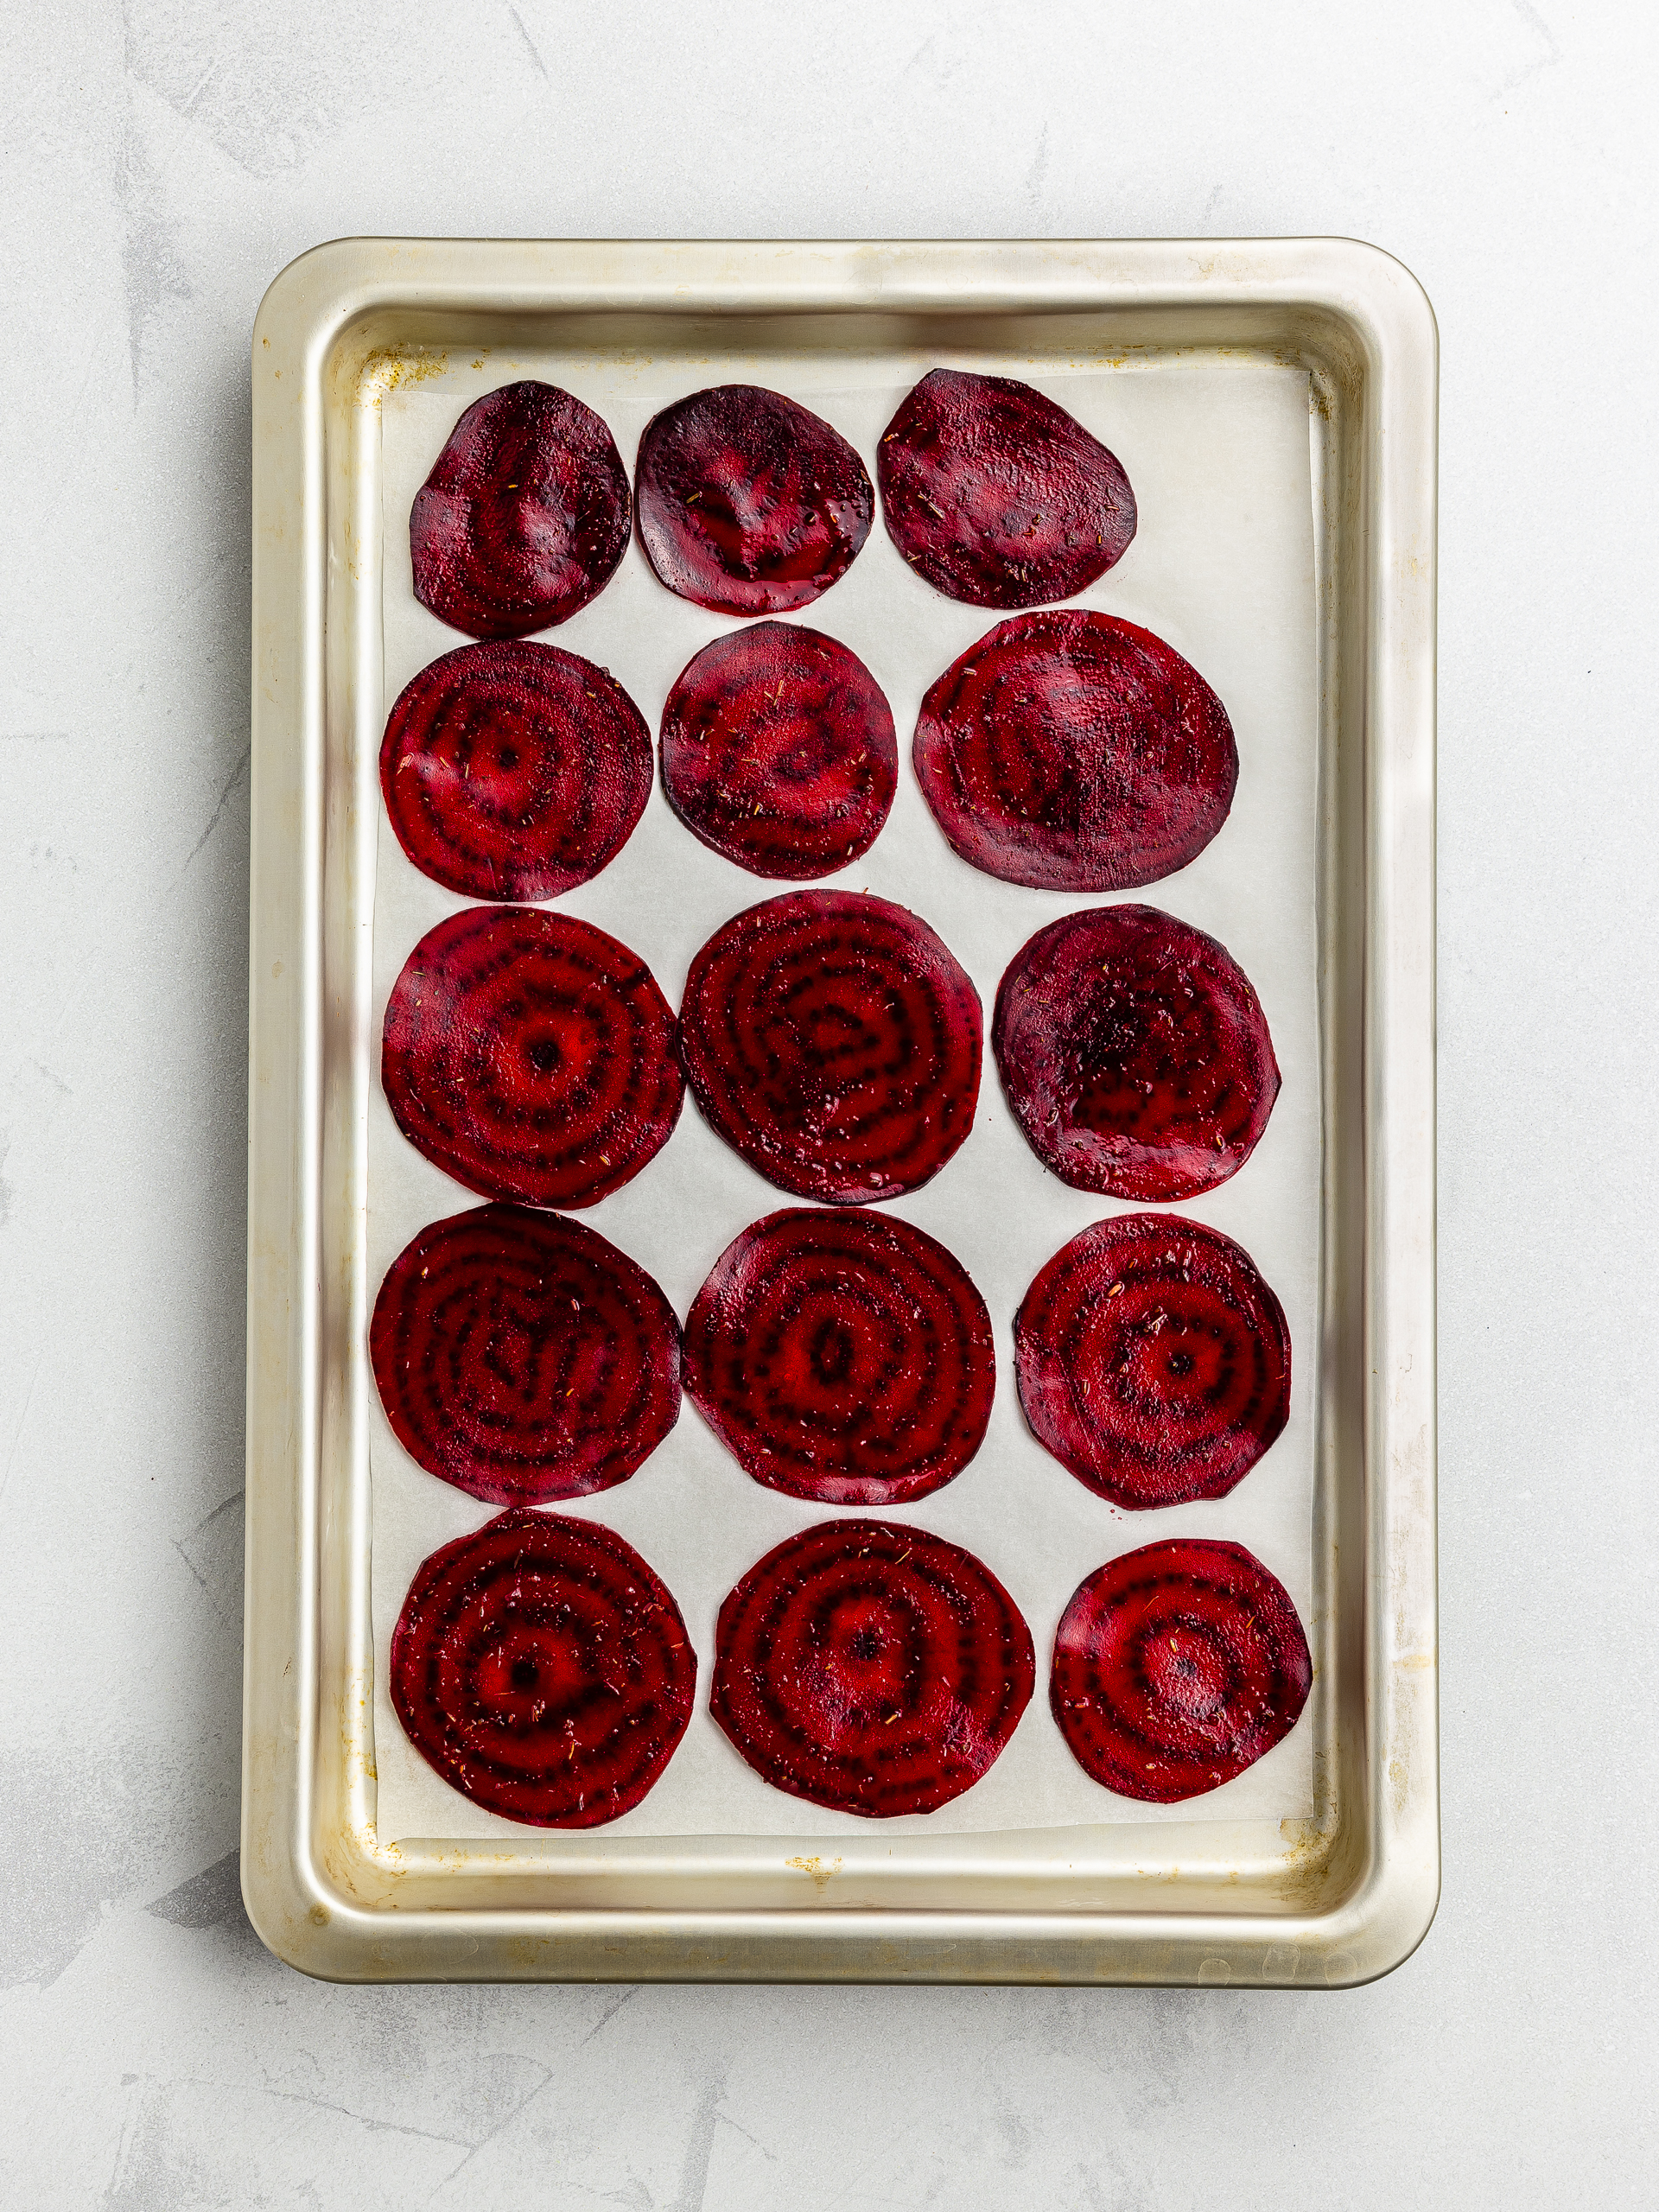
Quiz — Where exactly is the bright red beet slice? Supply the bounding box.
[659,622,897,880]
[677,890,982,1204]
[634,386,874,614]
[1015,1214,1289,1509]
[410,382,631,639]
[878,367,1135,608]
[913,611,1237,892]
[380,642,651,901]
[382,906,683,1209]
[391,1508,696,1826]
[993,904,1279,1201]
[711,1519,1033,1816]
[683,1209,995,1504]
[1052,1540,1311,1802]
[372,1204,680,1506]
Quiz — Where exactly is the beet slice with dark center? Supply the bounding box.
[634,385,874,614]
[380,642,651,901]
[1015,1213,1289,1509]
[683,1209,995,1504]
[382,906,683,1209]
[372,1204,681,1506]
[711,1519,1033,1816]
[913,610,1237,892]
[677,890,982,1204]
[410,381,631,639]
[659,622,897,879]
[391,1508,696,1826]
[993,904,1279,1201]
[878,367,1136,608]
[1052,1539,1311,1802]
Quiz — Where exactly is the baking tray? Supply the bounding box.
[242,238,1437,1985]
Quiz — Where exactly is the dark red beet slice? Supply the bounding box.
[1015,1214,1289,1509]
[372,1204,680,1506]
[683,1209,995,1504]
[877,367,1136,608]
[913,611,1237,892]
[391,1508,696,1826]
[659,622,897,880]
[993,904,1279,1201]
[1052,1540,1311,1802]
[634,386,874,614]
[677,890,982,1205]
[382,906,683,1209]
[711,1519,1033,1816]
[410,382,631,639]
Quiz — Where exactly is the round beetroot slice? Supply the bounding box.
[410,381,631,639]
[913,611,1237,893]
[1052,1540,1311,1802]
[677,891,982,1205]
[993,904,1279,1202]
[391,1508,696,1826]
[382,906,683,1209]
[683,1210,995,1505]
[711,1519,1033,1816]
[659,622,898,880]
[635,385,874,614]
[1015,1214,1289,1509]
[878,367,1136,608]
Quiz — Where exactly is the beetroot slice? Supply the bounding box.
[993,904,1279,1201]
[391,1508,695,1826]
[372,1205,681,1507]
[634,386,874,614]
[1015,1214,1289,1510]
[878,368,1136,608]
[711,1519,1033,1816]
[1052,1540,1311,1802]
[677,890,982,1205]
[913,611,1237,892]
[410,382,631,639]
[659,622,897,880]
[683,1209,995,1504]
[382,906,683,1209]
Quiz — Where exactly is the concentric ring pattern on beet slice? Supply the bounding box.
[677,890,982,1204]
[993,903,1279,1201]
[878,367,1136,608]
[683,1209,995,1504]
[1015,1214,1289,1509]
[711,1519,1033,1817]
[913,610,1237,893]
[410,382,631,639]
[634,386,874,614]
[391,1508,696,1826]
[382,906,683,1209]
[380,642,652,901]
[1051,1539,1311,1802]
[372,1204,681,1507]
[659,622,898,880]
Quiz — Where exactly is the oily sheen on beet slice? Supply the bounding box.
[913,610,1237,892]
[1052,1540,1312,1802]
[683,1209,995,1504]
[711,1519,1033,1816]
[878,367,1136,608]
[635,385,874,614]
[659,622,897,879]
[677,890,982,1204]
[1015,1214,1289,1509]
[993,904,1279,1201]
[391,1509,696,1826]
[382,906,683,1209]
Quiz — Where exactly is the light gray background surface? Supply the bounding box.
[1,3,1653,2204]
